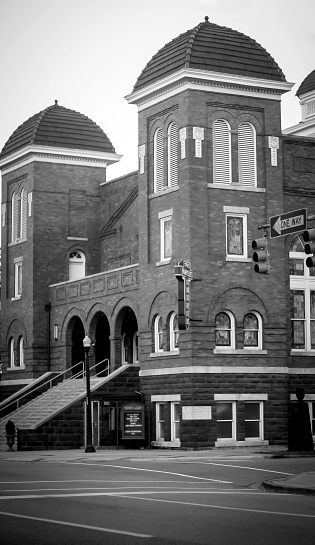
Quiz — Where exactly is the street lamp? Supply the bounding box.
[83,335,95,453]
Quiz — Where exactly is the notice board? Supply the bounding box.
[121,406,145,440]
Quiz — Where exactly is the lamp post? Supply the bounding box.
[83,335,95,453]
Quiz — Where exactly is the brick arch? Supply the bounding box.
[60,306,87,343]
[6,318,28,346]
[86,301,111,331]
[235,111,263,133]
[208,286,269,326]
[147,289,177,327]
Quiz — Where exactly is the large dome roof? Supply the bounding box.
[0,101,116,159]
[133,17,286,92]
[296,69,315,97]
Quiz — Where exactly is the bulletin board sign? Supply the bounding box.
[121,407,145,440]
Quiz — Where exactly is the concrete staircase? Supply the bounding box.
[0,362,131,450]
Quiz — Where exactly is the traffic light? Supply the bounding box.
[303,229,315,268]
[252,237,270,274]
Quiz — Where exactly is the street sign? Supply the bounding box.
[270,208,307,238]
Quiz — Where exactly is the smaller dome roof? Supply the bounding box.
[133,18,286,92]
[0,101,116,159]
[296,69,315,97]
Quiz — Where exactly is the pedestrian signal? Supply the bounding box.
[303,229,315,268]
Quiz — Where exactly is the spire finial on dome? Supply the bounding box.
[205,16,209,22]
[55,100,58,105]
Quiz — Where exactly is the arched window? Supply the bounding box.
[69,250,85,281]
[243,312,262,349]
[154,128,164,192]
[169,312,179,351]
[167,122,178,187]
[9,338,15,368]
[215,311,235,349]
[17,336,25,367]
[154,315,163,353]
[11,191,18,242]
[238,122,257,187]
[290,235,315,351]
[213,120,231,185]
[20,188,28,239]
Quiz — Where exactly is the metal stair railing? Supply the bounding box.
[0,359,110,434]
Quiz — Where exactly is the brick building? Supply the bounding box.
[0,18,314,450]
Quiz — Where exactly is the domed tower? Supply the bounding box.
[283,69,315,137]
[126,18,293,447]
[0,102,120,378]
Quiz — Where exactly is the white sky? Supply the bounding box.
[0,0,314,183]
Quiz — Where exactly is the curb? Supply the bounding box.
[261,481,315,496]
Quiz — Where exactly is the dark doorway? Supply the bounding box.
[121,308,138,364]
[71,317,85,376]
[94,314,110,376]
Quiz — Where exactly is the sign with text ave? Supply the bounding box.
[270,209,307,238]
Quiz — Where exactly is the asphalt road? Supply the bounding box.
[0,454,314,545]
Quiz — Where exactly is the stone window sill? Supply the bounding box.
[156,259,172,267]
[151,440,181,448]
[215,439,269,447]
[150,350,179,358]
[11,296,21,301]
[214,349,267,355]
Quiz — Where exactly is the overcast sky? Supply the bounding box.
[0,0,314,182]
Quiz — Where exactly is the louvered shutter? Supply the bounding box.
[238,122,257,187]
[213,120,231,184]
[168,122,178,187]
[21,189,27,239]
[11,192,18,242]
[154,128,164,192]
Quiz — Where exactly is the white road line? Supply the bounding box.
[178,461,293,475]
[0,510,152,537]
[52,461,233,483]
[114,494,315,519]
[0,489,280,500]
[0,484,218,493]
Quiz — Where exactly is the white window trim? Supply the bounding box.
[171,401,180,442]
[156,402,165,441]
[213,119,232,185]
[9,338,15,368]
[290,249,315,352]
[154,128,164,193]
[121,333,128,364]
[215,310,235,350]
[243,311,263,350]
[154,315,163,353]
[169,312,179,352]
[159,209,172,263]
[238,122,257,188]
[225,212,248,260]
[14,258,23,299]
[216,401,236,441]
[167,121,178,188]
[244,400,264,440]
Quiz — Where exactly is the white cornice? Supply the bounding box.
[0,144,122,174]
[125,68,294,110]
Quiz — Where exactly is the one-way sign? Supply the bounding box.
[270,208,307,238]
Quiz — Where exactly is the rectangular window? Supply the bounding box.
[171,402,180,441]
[225,210,248,260]
[159,209,173,262]
[14,260,23,298]
[291,290,305,348]
[217,402,236,440]
[244,402,263,439]
[156,403,165,441]
[309,402,315,435]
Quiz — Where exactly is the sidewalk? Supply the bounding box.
[0,445,314,495]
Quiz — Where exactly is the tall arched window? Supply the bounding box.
[17,336,25,367]
[238,122,257,187]
[213,120,232,185]
[69,250,85,281]
[215,311,235,349]
[169,312,179,351]
[9,338,15,368]
[243,312,262,349]
[154,315,163,353]
[133,332,139,363]
[20,188,28,239]
[290,235,315,351]
[11,191,18,242]
[167,122,178,188]
[154,128,164,192]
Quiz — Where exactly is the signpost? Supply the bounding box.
[270,208,307,239]
[174,260,193,330]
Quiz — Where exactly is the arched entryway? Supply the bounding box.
[68,317,85,376]
[91,312,110,376]
[117,307,138,365]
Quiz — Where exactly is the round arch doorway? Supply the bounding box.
[70,317,85,376]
